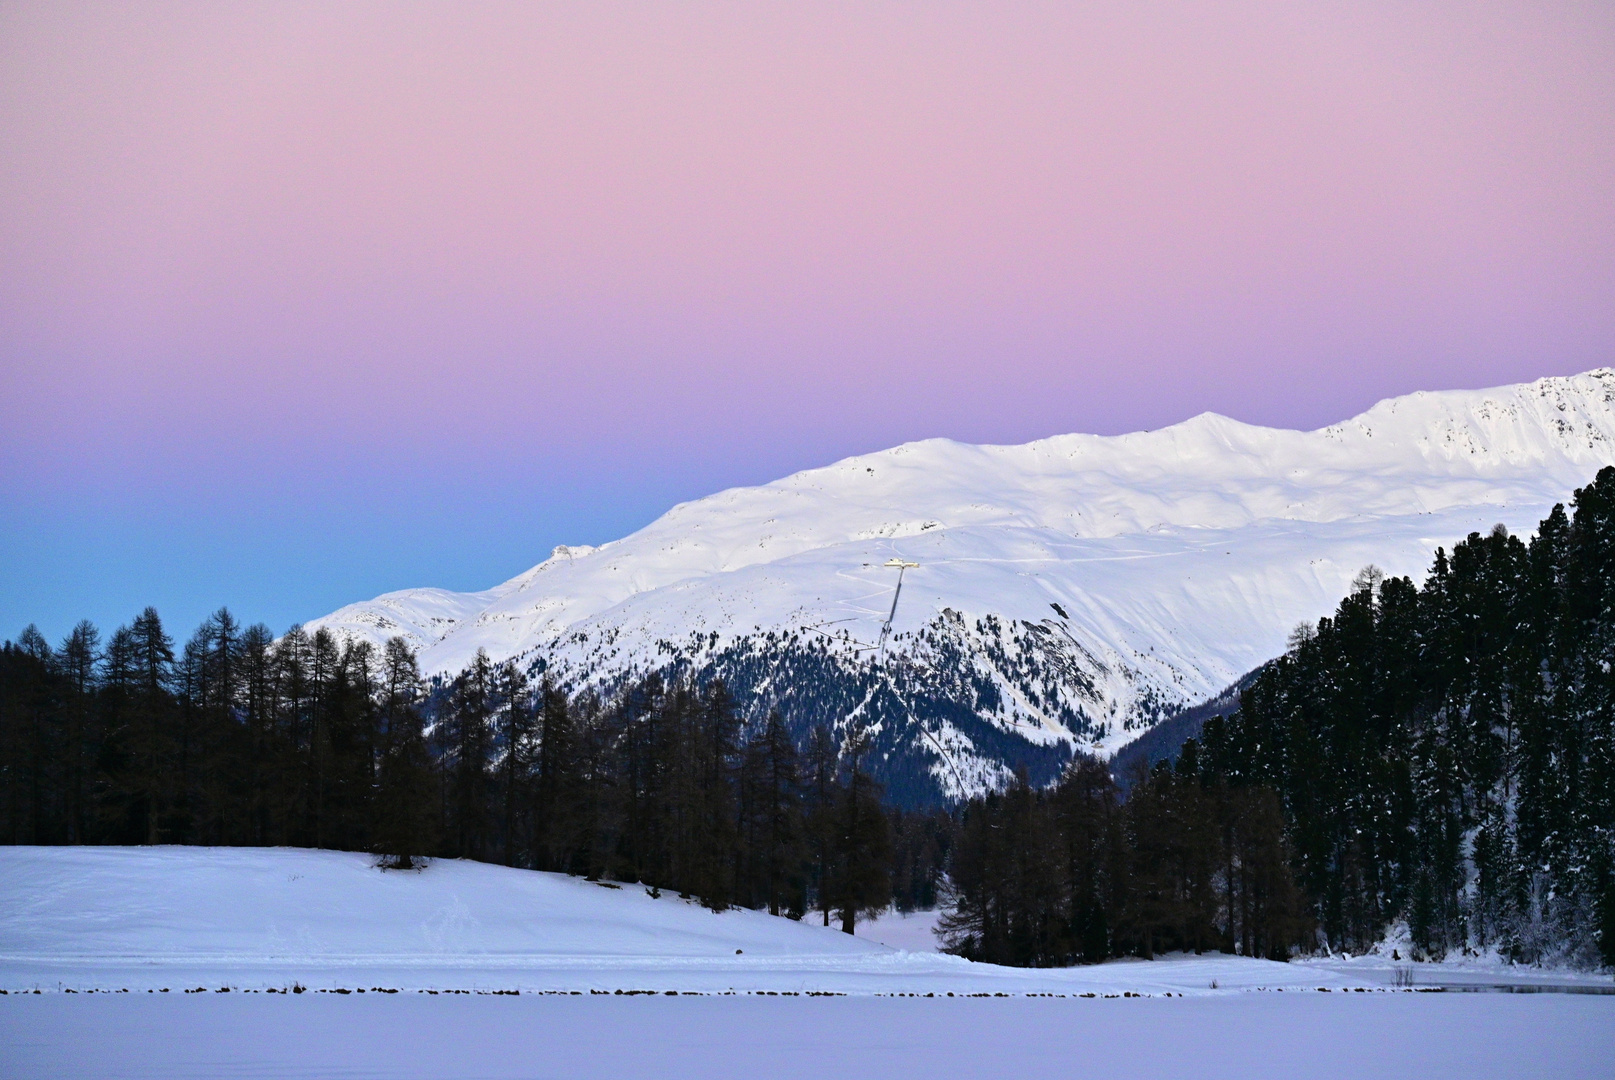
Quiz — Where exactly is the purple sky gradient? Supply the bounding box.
[3,2,1613,642]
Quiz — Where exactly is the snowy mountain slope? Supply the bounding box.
[308,369,1615,800]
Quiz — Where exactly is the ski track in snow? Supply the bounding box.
[303,370,1615,783]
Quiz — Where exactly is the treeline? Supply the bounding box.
[0,614,942,930]
[1194,466,1615,968]
[937,758,1303,966]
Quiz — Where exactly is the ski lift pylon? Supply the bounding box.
[879,558,919,650]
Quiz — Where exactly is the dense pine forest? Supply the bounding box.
[0,618,915,931]
[2,467,1612,968]
[1190,466,1615,968]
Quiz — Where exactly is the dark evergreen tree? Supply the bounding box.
[533,677,579,873]
[494,660,531,866]
[824,721,891,934]
[446,649,496,858]
[740,709,803,915]
[374,638,434,868]
[57,621,99,845]
[802,723,839,927]
[1052,755,1123,962]
[128,608,176,844]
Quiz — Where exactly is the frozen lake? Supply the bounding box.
[4,992,1613,1080]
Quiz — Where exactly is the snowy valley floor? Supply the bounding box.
[2,847,1612,1078]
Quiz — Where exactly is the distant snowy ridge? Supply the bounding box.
[309,369,1615,801]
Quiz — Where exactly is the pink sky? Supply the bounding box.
[2,2,1613,637]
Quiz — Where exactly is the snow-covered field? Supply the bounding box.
[5,847,1610,997]
[3,847,1611,1079]
[861,907,945,953]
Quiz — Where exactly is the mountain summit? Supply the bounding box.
[309,369,1615,801]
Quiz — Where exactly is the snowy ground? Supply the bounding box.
[5,847,1611,996]
[4,848,1612,1079]
[860,907,945,953]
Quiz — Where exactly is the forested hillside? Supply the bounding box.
[1193,466,1615,967]
[908,467,1615,970]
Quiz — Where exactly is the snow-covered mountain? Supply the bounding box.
[309,369,1615,801]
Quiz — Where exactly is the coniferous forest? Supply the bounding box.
[0,621,915,932]
[2,467,1612,968]
[1192,466,1615,968]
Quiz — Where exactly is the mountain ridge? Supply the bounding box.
[307,368,1615,801]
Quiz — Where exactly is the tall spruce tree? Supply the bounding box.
[824,720,891,934]
[374,638,434,868]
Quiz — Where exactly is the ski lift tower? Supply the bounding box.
[878,558,919,653]
[872,555,965,794]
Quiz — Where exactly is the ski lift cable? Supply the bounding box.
[807,555,968,797]
[869,557,968,795]
[911,708,969,798]
[878,558,920,654]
